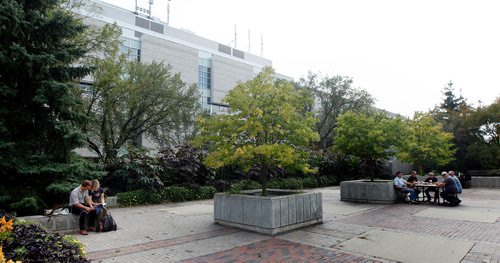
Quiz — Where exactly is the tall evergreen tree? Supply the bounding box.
[431,81,472,170]
[0,0,92,214]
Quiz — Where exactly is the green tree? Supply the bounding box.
[461,98,500,169]
[0,0,102,214]
[195,67,319,195]
[431,81,472,169]
[83,39,199,164]
[297,73,374,149]
[333,112,407,181]
[397,113,455,173]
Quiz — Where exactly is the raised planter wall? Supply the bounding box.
[19,196,118,232]
[471,177,500,188]
[340,180,397,204]
[214,190,322,235]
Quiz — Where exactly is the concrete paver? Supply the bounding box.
[73,187,500,262]
[336,229,474,263]
[415,206,499,223]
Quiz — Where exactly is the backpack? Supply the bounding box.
[102,213,117,232]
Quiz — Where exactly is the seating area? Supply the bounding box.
[19,197,117,232]
[72,187,500,263]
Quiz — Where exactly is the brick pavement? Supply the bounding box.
[180,238,393,263]
[74,188,500,262]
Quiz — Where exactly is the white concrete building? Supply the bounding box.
[76,1,291,155]
[80,1,291,115]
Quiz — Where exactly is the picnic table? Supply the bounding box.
[414,182,443,204]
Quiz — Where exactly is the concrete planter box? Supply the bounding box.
[340,180,397,204]
[214,189,323,235]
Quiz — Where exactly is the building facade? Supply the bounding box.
[80,1,291,114]
[76,1,291,155]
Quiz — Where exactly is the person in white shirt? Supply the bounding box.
[394,171,418,204]
[69,180,96,235]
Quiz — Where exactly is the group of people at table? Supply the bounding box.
[394,170,462,206]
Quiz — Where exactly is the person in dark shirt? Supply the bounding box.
[437,172,461,206]
[89,179,108,232]
[424,172,439,202]
[406,171,421,199]
[406,171,418,184]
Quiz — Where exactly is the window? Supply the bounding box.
[198,51,212,111]
[121,28,141,62]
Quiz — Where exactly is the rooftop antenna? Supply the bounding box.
[248,29,251,53]
[148,0,154,19]
[166,0,171,25]
[234,24,237,48]
[260,34,263,56]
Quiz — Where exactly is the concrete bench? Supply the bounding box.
[470,177,500,188]
[19,196,117,232]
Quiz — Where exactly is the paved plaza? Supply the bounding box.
[74,187,500,262]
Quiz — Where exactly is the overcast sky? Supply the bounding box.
[102,0,500,117]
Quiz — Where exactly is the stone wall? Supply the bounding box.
[214,190,322,235]
[19,196,118,232]
[340,180,398,204]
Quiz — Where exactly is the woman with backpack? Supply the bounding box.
[90,179,108,232]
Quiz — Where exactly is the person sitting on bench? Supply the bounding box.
[69,180,96,235]
[394,171,418,204]
[436,172,461,206]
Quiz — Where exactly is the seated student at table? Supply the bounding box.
[394,171,418,204]
[406,171,421,197]
[424,172,439,202]
[448,171,462,193]
[448,170,462,203]
[436,172,461,206]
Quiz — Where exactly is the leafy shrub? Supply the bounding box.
[164,186,216,202]
[228,180,262,193]
[165,186,194,202]
[117,189,166,206]
[0,219,89,262]
[312,152,363,182]
[158,145,213,186]
[211,179,232,192]
[105,148,163,193]
[118,186,217,205]
[268,178,304,190]
[318,176,336,187]
[197,186,217,200]
[301,177,318,188]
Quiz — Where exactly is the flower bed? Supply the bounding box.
[0,216,89,262]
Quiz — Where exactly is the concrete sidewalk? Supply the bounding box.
[74,187,500,262]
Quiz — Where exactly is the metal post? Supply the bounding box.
[148,0,154,18]
[167,0,171,25]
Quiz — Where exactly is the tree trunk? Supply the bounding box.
[261,176,268,196]
[260,163,268,196]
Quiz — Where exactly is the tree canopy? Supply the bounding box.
[195,67,319,195]
[461,98,500,169]
[0,0,105,214]
[333,111,407,181]
[397,113,455,173]
[297,73,374,149]
[83,39,199,164]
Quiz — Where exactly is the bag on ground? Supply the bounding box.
[102,213,117,232]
